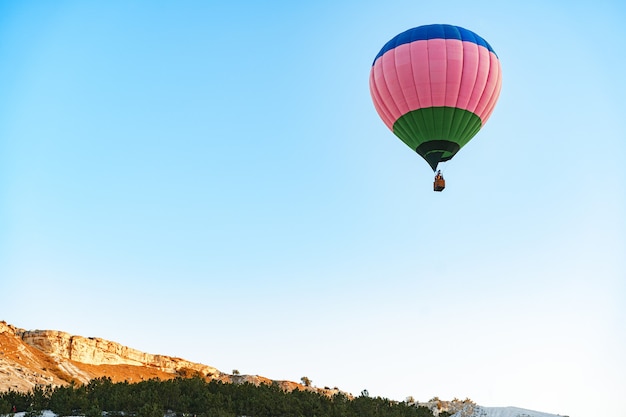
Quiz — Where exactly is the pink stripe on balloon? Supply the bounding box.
[410,41,432,108]
[444,39,463,107]
[427,38,447,106]
[395,41,420,111]
[455,41,479,109]
[370,62,397,129]
[482,71,502,124]
[370,38,502,126]
[474,52,502,119]
[369,75,395,130]
[463,46,490,116]
[381,50,409,116]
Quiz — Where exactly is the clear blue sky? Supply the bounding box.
[1,1,624,416]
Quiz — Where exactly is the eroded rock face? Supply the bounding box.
[0,322,70,391]
[20,329,220,377]
[20,331,74,360]
[1,321,341,398]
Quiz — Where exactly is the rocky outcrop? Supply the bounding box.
[20,329,221,378]
[0,322,69,391]
[417,398,477,417]
[0,321,340,397]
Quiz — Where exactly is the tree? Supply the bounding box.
[137,403,162,417]
[1,374,443,417]
[84,403,102,417]
[300,376,312,387]
[0,398,11,415]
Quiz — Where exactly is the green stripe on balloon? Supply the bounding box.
[392,107,483,170]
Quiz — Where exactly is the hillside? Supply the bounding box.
[1,321,565,417]
[0,321,334,396]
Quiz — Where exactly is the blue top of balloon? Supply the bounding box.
[373,24,497,65]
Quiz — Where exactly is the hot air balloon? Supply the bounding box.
[369,24,502,191]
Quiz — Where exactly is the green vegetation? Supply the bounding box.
[0,377,447,417]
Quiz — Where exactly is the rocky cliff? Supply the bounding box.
[18,326,221,377]
[0,321,337,396]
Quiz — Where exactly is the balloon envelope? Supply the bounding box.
[369,24,502,171]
